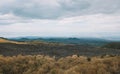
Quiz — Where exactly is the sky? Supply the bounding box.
[0,0,120,39]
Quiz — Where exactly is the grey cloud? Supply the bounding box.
[59,0,90,11]
[0,0,120,19]
[88,0,120,14]
[0,19,30,25]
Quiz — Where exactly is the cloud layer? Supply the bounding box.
[0,0,120,38]
[0,0,120,19]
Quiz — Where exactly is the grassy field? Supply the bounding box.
[0,38,120,74]
[0,55,120,74]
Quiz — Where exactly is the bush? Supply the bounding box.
[0,55,120,74]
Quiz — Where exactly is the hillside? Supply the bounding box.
[0,37,119,57]
[0,37,11,43]
[0,37,120,74]
[0,37,26,44]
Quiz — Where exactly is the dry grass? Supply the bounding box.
[0,38,27,44]
[0,55,119,74]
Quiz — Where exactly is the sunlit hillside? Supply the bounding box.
[0,37,26,44]
[0,38,11,43]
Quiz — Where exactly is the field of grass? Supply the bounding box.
[0,38,120,74]
[0,55,120,74]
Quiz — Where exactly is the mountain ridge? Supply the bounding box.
[9,37,111,46]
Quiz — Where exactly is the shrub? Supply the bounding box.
[0,55,119,74]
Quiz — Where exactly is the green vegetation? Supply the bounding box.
[0,37,120,74]
[0,38,120,57]
[0,42,120,57]
[103,42,120,49]
[0,55,120,74]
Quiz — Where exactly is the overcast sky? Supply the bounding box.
[0,0,120,39]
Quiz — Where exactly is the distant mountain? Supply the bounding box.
[106,37,120,41]
[0,37,120,57]
[9,37,111,46]
[0,37,119,57]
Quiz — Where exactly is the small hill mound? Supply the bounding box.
[0,37,26,44]
[0,37,11,43]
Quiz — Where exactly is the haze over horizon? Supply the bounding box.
[0,0,120,39]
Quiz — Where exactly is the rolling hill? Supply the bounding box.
[0,37,120,57]
[0,37,26,44]
[9,37,110,46]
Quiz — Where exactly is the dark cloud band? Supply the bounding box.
[0,0,120,19]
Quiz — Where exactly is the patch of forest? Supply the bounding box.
[0,42,120,57]
[102,42,120,49]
